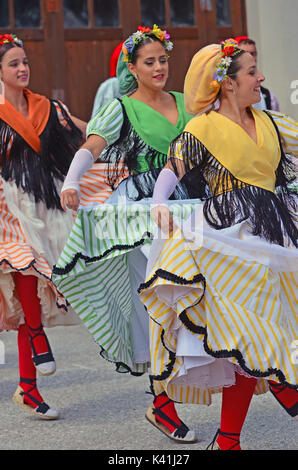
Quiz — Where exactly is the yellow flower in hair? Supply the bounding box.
[152,24,162,39]
[210,80,220,89]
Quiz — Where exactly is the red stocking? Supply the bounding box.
[217,372,257,450]
[269,380,298,417]
[17,324,45,409]
[14,272,49,356]
[153,392,183,433]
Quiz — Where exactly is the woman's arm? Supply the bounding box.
[60,134,107,211]
[151,158,186,234]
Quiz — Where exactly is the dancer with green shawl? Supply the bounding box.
[53,26,197,442]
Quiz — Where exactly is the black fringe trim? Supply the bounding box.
[0,100,83,210]
[141,268,297,391]
[52,231,153,276]
[100,99,189,201]
[169,129,297,247]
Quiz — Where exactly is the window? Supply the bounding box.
[140,0,165,26]
[14,0,41,28]
[63,0,120,28]
[63,0,89,28]
[171,0,194,26]
[215,0,232,27]
[0,1,9,27]
[94,0,119,27]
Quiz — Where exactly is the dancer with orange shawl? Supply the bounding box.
[0,33,85,419]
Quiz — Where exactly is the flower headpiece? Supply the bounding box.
[210,38,241,89]
[122,24,173,63]
[0,33,23,48]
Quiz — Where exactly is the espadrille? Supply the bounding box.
[145,403,197,443]
[13,381,59,420]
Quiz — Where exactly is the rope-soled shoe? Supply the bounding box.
[145,396,197,443]
[13,378,59,420]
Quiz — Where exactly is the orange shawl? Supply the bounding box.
[0,88,50,154]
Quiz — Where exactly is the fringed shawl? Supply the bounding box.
[169,109,297,247]
[0,89,83,210]
[102,92,192,200]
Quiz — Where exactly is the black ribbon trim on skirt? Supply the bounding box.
[138,268,297,391]
[98,349,146,376]
[52,231,153,276]
[0,257,68,311]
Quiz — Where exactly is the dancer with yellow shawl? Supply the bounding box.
[139,39,298,450]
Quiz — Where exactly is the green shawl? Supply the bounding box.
[121,91,192,173]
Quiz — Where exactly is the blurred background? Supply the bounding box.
[0,0,297,121]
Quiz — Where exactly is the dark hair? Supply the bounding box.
[0,42,22,67]
[130,35,165,64]
[238,38,256,47]
[216,49,246,100]
[227,49,246,79]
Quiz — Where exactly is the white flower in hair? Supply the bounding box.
[221,56,232,66]
[133,31,143,41]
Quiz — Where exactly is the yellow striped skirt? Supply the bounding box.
[139,207,297,404]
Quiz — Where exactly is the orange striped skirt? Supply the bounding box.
[0,163,124,330]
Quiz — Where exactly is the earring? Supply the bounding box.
[0,77,4,102]
[134,73,138,81]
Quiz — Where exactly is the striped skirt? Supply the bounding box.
[0,163,116,331]
[52,192,197,374]
[139,205,298,404]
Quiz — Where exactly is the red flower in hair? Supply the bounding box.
[223,46,236,56]
[138,25,151,33]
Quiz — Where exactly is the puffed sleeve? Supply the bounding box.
[86,98,124,147]
[267,110,298,158]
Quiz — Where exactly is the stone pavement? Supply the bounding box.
[0,324,296,451]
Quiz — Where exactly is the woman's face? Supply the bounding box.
[230,52,265,106]
[0,46,30,90]
[128,40,169,92]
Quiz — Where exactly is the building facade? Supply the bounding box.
[0,0,247,120]
[245,0,298,119]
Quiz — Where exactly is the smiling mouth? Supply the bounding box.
[154,74,164,80]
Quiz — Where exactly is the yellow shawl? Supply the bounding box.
[184,107,281,193]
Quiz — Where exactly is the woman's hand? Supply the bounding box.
[151,205,176,235]
[60,188,80,212]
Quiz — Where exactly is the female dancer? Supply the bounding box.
[0,34,85,419]
[138,39,298,449]
[53,25,197,442]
